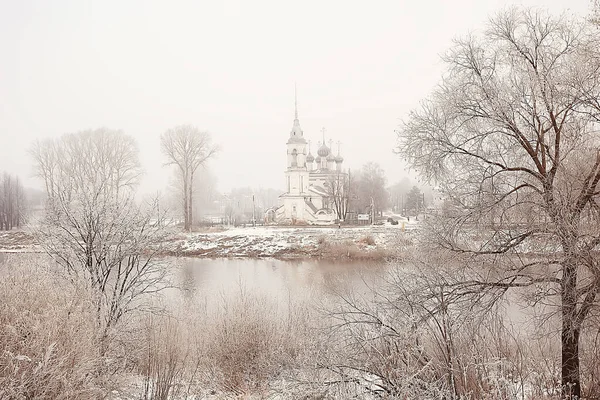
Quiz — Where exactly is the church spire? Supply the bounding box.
[288,84,306,143]
[294,82,298,120]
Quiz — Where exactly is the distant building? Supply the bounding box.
[269,92,347,225]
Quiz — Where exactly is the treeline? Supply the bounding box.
[0,173,25,231]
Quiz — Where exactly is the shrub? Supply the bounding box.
[205,293,301,394]
[358,235,376,246]
[0,256,105,399]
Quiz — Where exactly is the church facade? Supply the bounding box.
[269,97,347,225]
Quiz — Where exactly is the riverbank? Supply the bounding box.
[0,230,37,253]
[0,224,418,261]
[161,224,417,260]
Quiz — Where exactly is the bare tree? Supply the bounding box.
[166,167,219,225]
[161,125,218,231]
[31,129,167,356]
[31,128,141,200]
[397,8,600,398]
[353,162,389,216]
[0,173,26,230]
[322,252,534,399]
[325,171,349,221]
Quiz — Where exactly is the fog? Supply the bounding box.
[0,0,592,194]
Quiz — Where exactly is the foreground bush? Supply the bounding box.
[0,256,104,399]
[132,289,319,398]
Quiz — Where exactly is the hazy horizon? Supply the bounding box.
[0,0,593,195]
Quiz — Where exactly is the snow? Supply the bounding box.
[0,224,420,259]
[164,224,419,259]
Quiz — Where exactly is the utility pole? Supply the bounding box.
[252,194,256,227]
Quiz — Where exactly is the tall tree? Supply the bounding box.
[388,177,413,214]
[405,185,423,215]
[354,162,389,216]
[31,129,166,356]
[166,167,219,223]
[397,9,600,398]
[325,171,350,221]
[161,125,218,231]
[31,128,141,200]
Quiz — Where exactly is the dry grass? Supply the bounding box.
[0,256,105,399]
[199,290,317,396]
[318,238,392,261]
[0,254,323,398]
[358,234,376,246]
[114,286,322,398]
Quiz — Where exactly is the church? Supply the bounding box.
[268,95,347,225]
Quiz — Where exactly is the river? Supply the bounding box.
[0,253,534,327]
[172,257,388,305]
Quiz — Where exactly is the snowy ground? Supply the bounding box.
[161,222,419,259]
[0,230,39,253]
[0,222,419,260]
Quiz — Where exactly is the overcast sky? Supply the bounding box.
[0,0,593,195]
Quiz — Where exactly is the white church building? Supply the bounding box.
[268,95,347,225]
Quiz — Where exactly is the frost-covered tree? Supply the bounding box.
[353,162,389,215]
[325,171,350,221]
[398,8,600,398]
[405,185,423,216]
[31,128,167,355]
[161,125,218,231]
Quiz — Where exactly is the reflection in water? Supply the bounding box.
[172,258,388,306]
[0,254,388,306]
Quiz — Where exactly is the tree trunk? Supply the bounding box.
[183,171,189,231]
[561,261,581,399]
[188,172,194,232]
[562,326,580,399]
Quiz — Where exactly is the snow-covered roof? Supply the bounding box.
[309,185,328,196]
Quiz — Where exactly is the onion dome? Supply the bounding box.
[335,155,344,163]
[317,143,330,157]
[315,156,321,164]
[306,153,315,163]
[326,153,335,162]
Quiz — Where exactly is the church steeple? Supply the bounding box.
[288,85,306,144]
[294,82,298,120]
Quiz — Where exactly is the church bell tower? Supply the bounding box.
[282,86,309,220]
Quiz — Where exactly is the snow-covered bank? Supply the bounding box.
[0,223,419,260]
[0,231,38,253]
[161,223,418,260]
